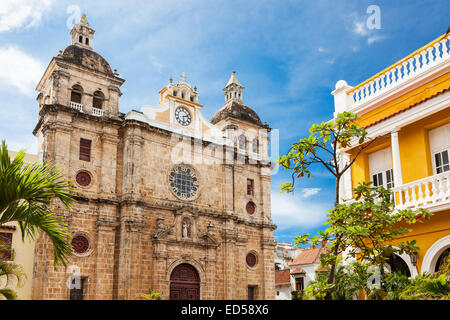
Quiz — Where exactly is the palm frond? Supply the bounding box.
[0,140,75,267]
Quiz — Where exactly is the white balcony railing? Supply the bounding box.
[69,101,83,112]
[92,107,104,117]
[347,34,449,107]
[393,171,450,211]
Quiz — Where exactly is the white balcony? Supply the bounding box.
[347,35,449,108]
[393,171,450,211]
[92,107,104,117]
[70,101,83,112]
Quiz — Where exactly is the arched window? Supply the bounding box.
[435,248,450,272]
[79,35,83,43]
[85,38,89,45]
[173,90,178,97]
[181,92,185,99]
[92,91,104,109]
[238,134,246,150]
[252,138,258,153]
[385,254,411,277]
[70,85,83,104]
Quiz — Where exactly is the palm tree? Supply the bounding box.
[0,140,75,267]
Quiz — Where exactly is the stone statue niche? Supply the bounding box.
[181,218,191,239]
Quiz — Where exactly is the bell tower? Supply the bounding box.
[70,14,95,50]
[224,71,244,104]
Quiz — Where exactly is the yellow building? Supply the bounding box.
[332,33,450,276]
[0,151,38,299]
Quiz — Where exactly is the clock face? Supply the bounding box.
[175,107,192,126]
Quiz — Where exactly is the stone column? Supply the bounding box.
[261,235,276,299]
[223,163,234,214]
[260,167,272,223]
[116,204,146,300]
[94,217,119,299]
[152,240,169,299]
[235,236,248,299]
[205,246,217,299]
[99,133,119,199]
[122,127,144,199]
[391,130,403,186]
[221,225,236,299]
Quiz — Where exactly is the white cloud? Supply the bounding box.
[301,188,321,198]
[0,0,53,32]
[0,46,44,95]
[271,190,329,231]
[367,35,386,45]
[352,20,368,36]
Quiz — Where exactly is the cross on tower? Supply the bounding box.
[180,72,187,81]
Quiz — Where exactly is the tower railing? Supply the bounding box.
[92,107,104,117]
[69,101,83,112]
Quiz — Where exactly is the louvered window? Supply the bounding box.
[79,138,91,162]
[247,179,254,195]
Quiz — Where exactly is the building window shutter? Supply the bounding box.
[247,179,254,195]
[79,139,91,162]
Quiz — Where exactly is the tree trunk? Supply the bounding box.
[325,175,341,299]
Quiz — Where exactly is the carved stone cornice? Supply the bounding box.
[100,132,120,144]
[96,218,120,231]
[33,104,124,135]
[122,219,146,233]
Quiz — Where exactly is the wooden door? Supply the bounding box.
[170,263,200,300]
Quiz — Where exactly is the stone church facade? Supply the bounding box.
[31,15,276,300]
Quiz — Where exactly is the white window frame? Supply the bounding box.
[368,147,394,189]
[429,123,450,175]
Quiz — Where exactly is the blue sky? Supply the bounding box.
[0,0,448,244]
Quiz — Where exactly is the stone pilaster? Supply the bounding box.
[94,217,119,299]
[117,204,146,300]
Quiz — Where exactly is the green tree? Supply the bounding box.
[278,112,433,299]
[0,140,74,266]
[278,112,378,293]
[278,112,374,205]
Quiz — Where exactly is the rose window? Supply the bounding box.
[71,235,90,254]
[76,171,91,187]
[246,201,256,215]
[169,165,199,200]
[246,252,257,268]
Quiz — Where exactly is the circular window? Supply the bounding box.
[71,235,90,254]
[246,201,256,215]
[168,165,199,200]
[76,171,91,187]
[246,252,257,268]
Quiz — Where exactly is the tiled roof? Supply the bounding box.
[290,267,306,275]
[290,247,328,266]
[275,269,291,285]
